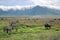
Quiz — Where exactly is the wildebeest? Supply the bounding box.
[0,18,4,20]
[25,25,31,27]
[58,18,60,20]
[44,23,51,29]
[54,19,56,20]
[49,20,54,22]
[3,24,18,33]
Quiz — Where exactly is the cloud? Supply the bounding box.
[0,5,35,10]
[31,0,60,6]
[30,0,60,9]
[0,0,60,10]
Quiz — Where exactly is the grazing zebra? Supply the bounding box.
[3,25,18,33]
[10,20,19,24]
[3,26,12,33]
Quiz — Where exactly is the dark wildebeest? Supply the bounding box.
[3,24,18,33]
[44,23,51,29]
[58,18,60,20]
[0,18,4,20]
[25,25,31,27]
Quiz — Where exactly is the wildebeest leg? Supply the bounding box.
[45,27,49,30]
[49,26,51,29]
[6,29,9,33]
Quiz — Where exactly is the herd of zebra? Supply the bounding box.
[3,20,19,33]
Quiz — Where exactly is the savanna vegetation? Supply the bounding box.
[0,17,60,40]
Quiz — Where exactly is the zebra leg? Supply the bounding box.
[9,29,12,34]
[3,27,6,32]
[15,27,18,32]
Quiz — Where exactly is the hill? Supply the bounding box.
[0,6,60,17]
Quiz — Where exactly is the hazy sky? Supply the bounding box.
[0,0,60,9]
[0,0,60,6]
[0,0,34,5]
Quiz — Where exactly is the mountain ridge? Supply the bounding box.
[0,5,60,17]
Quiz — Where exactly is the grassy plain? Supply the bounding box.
[0,17,60,40]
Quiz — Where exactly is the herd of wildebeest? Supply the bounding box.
[0,18,60,34]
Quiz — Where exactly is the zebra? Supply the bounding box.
[3,25,18,33]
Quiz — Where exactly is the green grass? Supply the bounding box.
[0,22,60,40]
